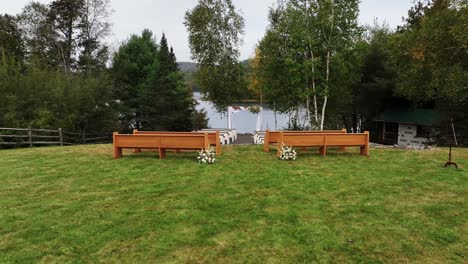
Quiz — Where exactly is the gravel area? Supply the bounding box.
[233,133,255,145]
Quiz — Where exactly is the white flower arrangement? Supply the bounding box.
[279,145,297,161]
[197,147,216,164]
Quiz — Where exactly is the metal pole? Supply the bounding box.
[28,125,32,147]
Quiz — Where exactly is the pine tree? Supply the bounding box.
[140,34,194,131]
[111,30,159,131]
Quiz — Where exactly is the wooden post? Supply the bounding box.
[264,129,270,152]
[159,148,166,159]
[82,129,86,145]
[382,121,386,144]
[157,137,163,159]
[360,131,370,156]
[133,129,142,153]
[340,128,347,151]
[58,128,63,146]
[319,136,327,156]
[28,125,32,147]
[276,131,283,157]
[215,130,221,155]
[113,132,122,159]
[204,133,209,150]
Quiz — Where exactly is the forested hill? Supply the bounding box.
[177,60,251,95]
[177,62,198,74]
[177,60,249,74]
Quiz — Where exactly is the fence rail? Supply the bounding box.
[0,126,112,148]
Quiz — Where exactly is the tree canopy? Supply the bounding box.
[185,0,246,111]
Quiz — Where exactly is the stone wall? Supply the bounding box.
[397,124,429,149]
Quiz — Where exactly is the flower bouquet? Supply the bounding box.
[279,145,297,161]
[197,147,217,164]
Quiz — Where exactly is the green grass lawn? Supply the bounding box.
[0,145,466,263]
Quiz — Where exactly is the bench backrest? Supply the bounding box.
[158,134,209,149]
[264,129,347,152]
[279,132,368,147]
[114,132,209,150]
[134,130,219,145]
[113,134,162,148]
[133,130,220,154]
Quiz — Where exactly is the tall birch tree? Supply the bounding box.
[184,0,245,111]
[258,0,360,129]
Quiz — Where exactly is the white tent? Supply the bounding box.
[227,106,263,132]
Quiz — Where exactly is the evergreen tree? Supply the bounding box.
[141,34,195,131]
[111,29,158,131]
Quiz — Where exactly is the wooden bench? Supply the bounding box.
[133,130,221,155]
[276,131,370,156]
[263,129,347,152]
[113,132,210,159]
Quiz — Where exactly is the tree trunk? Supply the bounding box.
[274,103,278,130]
[66,19,73,71]
[305,97,310,129]
[304,0,318,130]
[320,51,330,130]
[311,51,319,129]
[320,2,335,131]
[296,105,300,129]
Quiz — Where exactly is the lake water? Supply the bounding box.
[194,92,290,134]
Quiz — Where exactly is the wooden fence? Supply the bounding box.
[0,127,112,147]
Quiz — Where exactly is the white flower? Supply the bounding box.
[279,145,297,161]
[197,147,216,164]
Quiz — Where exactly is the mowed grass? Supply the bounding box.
[0,145,466,263]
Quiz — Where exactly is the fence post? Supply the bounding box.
[58,128,63,146]
[82,130,86,145]
[28,125,32,147]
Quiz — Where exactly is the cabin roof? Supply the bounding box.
[374,109,441,125]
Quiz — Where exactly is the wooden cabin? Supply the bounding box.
[371,109,439,148]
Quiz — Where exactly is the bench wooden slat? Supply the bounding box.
[133,130,221,154]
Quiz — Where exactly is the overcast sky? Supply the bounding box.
[1,0,414,62]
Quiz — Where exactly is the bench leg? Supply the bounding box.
[319,146,327,156]
[134,148,142,153]
[360,145,369,156]
[174,149,181,154]
[339,146,347,151]
[159,148,166,159]
[113,147,122,159]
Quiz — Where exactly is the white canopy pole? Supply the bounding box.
[256,107,263,132]
[227,107,232,129]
